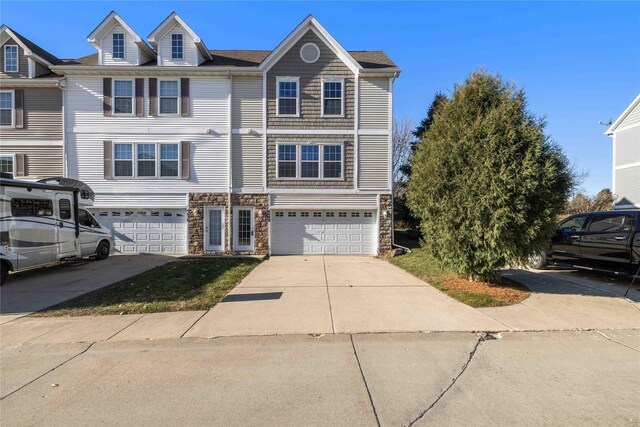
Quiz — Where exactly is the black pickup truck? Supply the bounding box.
[530,210,640,275]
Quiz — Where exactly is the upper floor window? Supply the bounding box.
[137,144,156,177]
[159,80,179,114]
[277,144,297,178]
[113,142,180,178]
[0,91,14,126]
[113,80,133,114]
[171,34,183,60]
[322,80,344,117]
[277,77,299,117]
[301,145,319,178]
[277,143,343,180]
[4,45,18,73]
[0,155,13,175]
[112,33,125,59]
[160,143,179,177]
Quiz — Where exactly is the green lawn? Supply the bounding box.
[390,230,530,307]
[33,258,261,316]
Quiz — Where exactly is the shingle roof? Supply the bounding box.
[5,26,62,65]
[59,49,397,69]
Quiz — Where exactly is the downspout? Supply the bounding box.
[57,78,67,177]
[389,71,410,253]
[227,71,233,253]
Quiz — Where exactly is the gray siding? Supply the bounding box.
[232,77,262,129]
[0,88,62,140]
[35,61,50,77]
[615,126,640,166]
[232,134,263,189]
[1,145,63,178]
[267,134,354,189]
[619,102,640,129]
[359,78,389,129]
[358,135,390,190]
[0,37,29,78]
[266,30,355,130]
[615,166,640,208]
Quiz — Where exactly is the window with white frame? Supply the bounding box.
[112,33,125,59]
[171,34,183,60]
[0,155,13,175]
[159,80,179,114]
[277,78,299,116]
[4,45,18,73]
[322,80,344,116]
[277,143,343,180]
[0,91,13,126]
[113,80,133,114]
[114,143,180,178]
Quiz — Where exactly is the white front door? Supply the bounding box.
[204,207,225,251]
[233,207,254,251]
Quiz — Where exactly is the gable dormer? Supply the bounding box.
[87,11,155,66]
[0,25,60,79]
[147,12,211,66]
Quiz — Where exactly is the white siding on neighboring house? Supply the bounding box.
[156,24,199,66]
[615,166,640,208]
[619,102,640,129]
[232,77,263,129]
[359,78,389,129]
[358,135,390,190]
[615,127,640,166]
[232,134,262,191]
[101,25,139,66]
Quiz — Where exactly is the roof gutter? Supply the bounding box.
[49,65,263,76]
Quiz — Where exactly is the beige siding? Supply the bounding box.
[232,134,262,189]
[358,135,389,190]
[1,145,63,178]
[232,77,263,129]
[270,193,378,209]
[267,134,354,189]
[619,102,640,129]
[359,78,389,129]
[614,166,640,208]
[615,126,640,166]
[0,37,29,78]
[266,30,355,130]
[0,88,62,140]
[101,25,139,66]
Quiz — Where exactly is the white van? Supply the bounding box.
[0,177,112,285]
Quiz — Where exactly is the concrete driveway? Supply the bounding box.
[0,255,174,324]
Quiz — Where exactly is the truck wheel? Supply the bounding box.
[95,241,110,261]
[528,252,547,270]
[1,263,8,286]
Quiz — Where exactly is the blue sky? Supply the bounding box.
[3,1,639,196]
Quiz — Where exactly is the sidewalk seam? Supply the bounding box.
[596,330,640,352]
[322,256,336,334]
[105,314,148,341]
[180,310,211,338]
[350,334,381,427]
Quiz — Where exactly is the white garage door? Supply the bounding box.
[271,210,376,255]
[94,209,187,254]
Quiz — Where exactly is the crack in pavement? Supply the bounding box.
[350,334,381,427]
[405,332,498,427]
[0,342,95,400]
[596,330,640,352]
[322,256,336,334]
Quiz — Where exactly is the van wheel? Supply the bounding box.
[95,241,110,261]
[528,252,547,270]
[1,263,8,286]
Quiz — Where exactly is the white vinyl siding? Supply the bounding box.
[359,78,389,129]
[618,102,640,129]
[157,25,198,66]
[101,25,139,65]
[232,134,262,190]
[358,135,390,190]
[614,127,640,166]
[614,166,640,208]
[231,77,263,129]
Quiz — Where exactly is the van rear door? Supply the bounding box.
[55,194,78,259]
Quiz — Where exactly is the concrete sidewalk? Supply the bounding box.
[2,330,638,426]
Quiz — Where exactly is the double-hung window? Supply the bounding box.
[322,79,344,117]
[113,143,180,178]
[4,45,18,73]
[277,143,343,180]
[112,33,125,59]
[0,91,14,126]
[159,80,179,114]
[277,77,299,116]
[171,34,183,60]
[113,80,133,114]
[0,155,14,174]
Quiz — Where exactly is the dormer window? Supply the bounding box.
[4,45,18,73]
[112,33,125,59]
[171,34,183,60]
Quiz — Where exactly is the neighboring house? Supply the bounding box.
[49,12,400,256]
[0,25,64,180]
[606,94,640,210]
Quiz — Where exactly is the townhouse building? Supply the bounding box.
[11,12,400,257]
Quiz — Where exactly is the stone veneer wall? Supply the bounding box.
[188,193,229,255]
[378,194,393,255]
[230,194,269,255]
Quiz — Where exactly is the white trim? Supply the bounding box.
[27,58,35,78]
[147,12,211,60]
[275,141,344,181]
[388,76,394,191]
[299,42,320,64]
[204,206,225,251]
[157,78,181,116]
[268,188,359,194]
[112,78,135,116]
[112,32,126,60]
[275,76,300,117]
[354,73,359,191]
[266,129,354,135]
[606,94,640,135]
[0,153,16,176]
[0,89,15,128]
[231,128,263,135]
[233,206,255,251]
[0,139,63,146]
[612,134,617,195]
[86,12,155,59]
[358,129,389,135]
[615,161,640,170]
[71,126,227,135]
[320,77,345,118]
[170,33,184,60]
[262,71,268,191]
[112,142,181,179]
[4,44,19,73]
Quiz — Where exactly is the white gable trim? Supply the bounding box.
[87,11,154,59]
[606,93,640,135]
[259,15,362,74]
[147,12,212,60]
[0,25,53,67]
